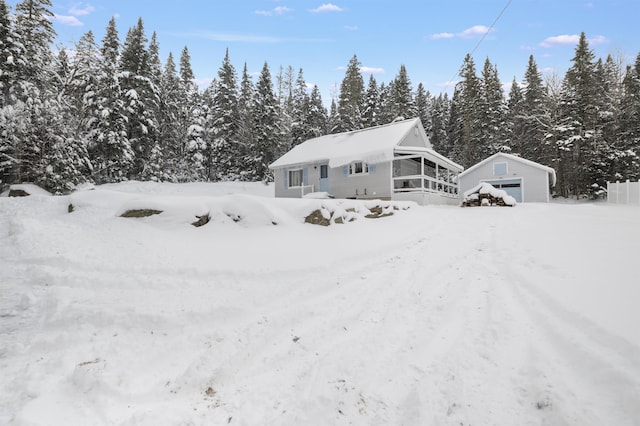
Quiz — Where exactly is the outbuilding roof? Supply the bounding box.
[269,118,461,170]
[459,152,557,186]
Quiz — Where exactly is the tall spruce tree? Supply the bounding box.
[449,54,483,168]
[119,17,161,180]
[555,32,599,197]
[617,52,640,179]
[389,64,414,121]
[308,85,328,138]
[236,62,255,179]
[362,74,379,128]
[209,48,239,180]
[89,16,132,183]
[479,58,508,155]
[251,62,281,181]
[335,54,365,132]
[414,83,432,135]
[506,77,525,154]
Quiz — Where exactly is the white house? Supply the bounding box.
[269,118,463,205]
[458,152,557,203]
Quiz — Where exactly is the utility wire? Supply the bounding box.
[447,0,513,88]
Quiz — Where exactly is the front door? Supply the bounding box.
[319,164,329,192]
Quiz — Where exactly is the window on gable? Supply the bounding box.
[494,162,508,176]
[349,161,368,175]
[288,169,303,187]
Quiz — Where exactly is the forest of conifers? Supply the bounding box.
[1,0,639,197]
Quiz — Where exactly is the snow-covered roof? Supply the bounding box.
[269,118,434,169]
[459,152,557,186]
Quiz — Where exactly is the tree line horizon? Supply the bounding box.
[1,0,639,198]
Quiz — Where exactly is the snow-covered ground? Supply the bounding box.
[1,182,639,425]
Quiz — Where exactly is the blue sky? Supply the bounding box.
[8,0,640,102]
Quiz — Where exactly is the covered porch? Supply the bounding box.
[391,147,463,205]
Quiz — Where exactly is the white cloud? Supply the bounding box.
[589,35,609,45]
[310,3,344,13]
[274,6,293,15]
[344,25,358,31]
[256,6,293,16]
[69,4,95,16]
[430,25,494,40]
[360,66,384,75]
[539,34,609,48]
[459,25,494,38]
[539,34,580,48]
[52,14,84,27]
[430,32,455,40]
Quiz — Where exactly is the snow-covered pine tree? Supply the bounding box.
[335,54,365,132]
[479,58,508,156]
[157,52,181,181]
[390,64,414,121]
[430,93,451,156]
[290,68,312,147]
[362,74,379,128]
[308,85,328,138]
[414,83,432,136]
[449,54,483,168]
[376,81,395,125]
[177,46,206,181]
[521,55,551,163]
[236,62,255,180]
[8,0,58,186]
[555,33,600,197]
[251,62,281,181]
[617,52,640,180]
[0,0,27,185]
[208,48,240,180]
[505,77,525,154]
[89,16,133,183]
[119,17,161,181]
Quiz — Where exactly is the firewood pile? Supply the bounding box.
[461,182,516,207]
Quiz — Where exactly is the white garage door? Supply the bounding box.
[486,178,522,203]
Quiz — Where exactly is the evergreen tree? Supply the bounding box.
[14,0,55,88]
[414,82,432,135]
[308,85,328,138]
[177,46,205,181]
[449,54,483,168]
[335,54,365,132]
[479,58,508,155]
[430,93,451,156]
[521,55,550,163]
[376,82,395,125]
[208,48,239,180]
[505,77,525,154]
[362,74,379,128]
[119,17,161,180]
[236,62,255,179]
[555,32,600,197]
[89,17,133,183]
[617,52,640,180]
[157,52,181,180]
[251,62,281,181]
[390,64,414,121]
[290,68,311,146]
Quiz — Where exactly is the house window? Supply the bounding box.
[288,169,303,187]
[320,164,328,179]
[349,161,368,175]
[494,162,508,176]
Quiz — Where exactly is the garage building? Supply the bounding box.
[458,153,556,203]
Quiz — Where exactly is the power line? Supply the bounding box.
[447,0,513,88]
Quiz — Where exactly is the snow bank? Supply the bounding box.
[1,182,639,426]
